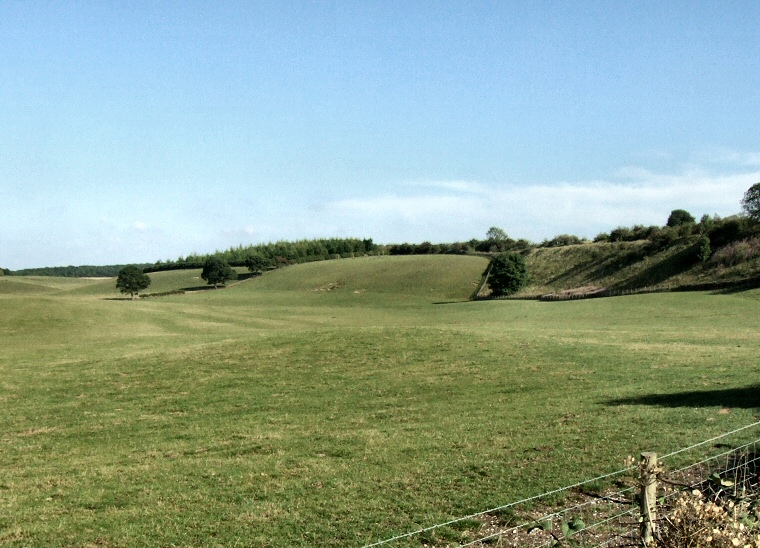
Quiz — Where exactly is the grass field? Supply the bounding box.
[2,255,760,546]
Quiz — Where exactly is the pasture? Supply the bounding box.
[1,255,759,546]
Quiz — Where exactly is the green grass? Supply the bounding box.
[2,256,760,546]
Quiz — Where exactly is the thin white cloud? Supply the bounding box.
[332,195,481,220]
[326,166,760,242]
[403,180,488,194]
[697,148,760,168]
[134,221,148,230]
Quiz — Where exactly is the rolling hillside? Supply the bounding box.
[46,255,489,303]
[520,236,760,297]
[3,250,760,546]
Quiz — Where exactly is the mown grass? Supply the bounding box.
[2,256,760,546]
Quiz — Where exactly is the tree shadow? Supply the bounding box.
[614,244,698,290]
[710,277,760,295]
[606,385,760,409]
[181,285,216,292]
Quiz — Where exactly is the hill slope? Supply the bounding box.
[53,255,489,303]
[244,254,487,302]
[520,236,760,297]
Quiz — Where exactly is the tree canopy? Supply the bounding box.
[666,209,695,227]
[116,266,151,299]
[245,254,268,274]
[201,257,235,288]
[486,227,509,241]
[741,183,760,222]
[486,252,529,297]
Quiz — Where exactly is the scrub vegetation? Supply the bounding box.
[2,255,760,546]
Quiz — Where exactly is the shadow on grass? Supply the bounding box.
[182,285,216,292]
[606,385,760,409]
[710,277,760,295]
[615,243,699,290]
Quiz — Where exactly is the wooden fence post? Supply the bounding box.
[640,452,658,546]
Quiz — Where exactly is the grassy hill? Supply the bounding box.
[47,255,489,303]
[3,254,760,546]
[518,236,760,297]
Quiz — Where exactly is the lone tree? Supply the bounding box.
[666,209,695,227]
[486,226,509,242]
[486,252,529,297]
[116,265,151,299]
[201,257,235,288]
[245,253,268,275]
[741,183,760,222]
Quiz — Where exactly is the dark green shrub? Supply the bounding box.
[486,252,529,297]
[594,232,610,242]
[708,217,747,248]
[647,226,679,250]
[543,234,584,247]
[609,227,634,242]
[697,235,711,263]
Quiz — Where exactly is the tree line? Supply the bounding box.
[5,264,152,277]
[144,238,378,273]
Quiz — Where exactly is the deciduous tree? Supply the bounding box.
[486,227,508,242]
[667,209,695,227]
[201,257,235,288]
[741,183,760,222]
[116,266,151,299]
[486,252,529,297]
[245,254,268,275]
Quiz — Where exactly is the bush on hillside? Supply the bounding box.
[541,234,585,247]
[711,237,760,267]
[609,227,634,242]
[647,226,680,251]
[708,217,750,249]
[594,232,610,242]
[697,234,711,263]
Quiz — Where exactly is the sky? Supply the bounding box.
[2,1,759,270]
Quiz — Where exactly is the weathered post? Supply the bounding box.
[640,452,658,546]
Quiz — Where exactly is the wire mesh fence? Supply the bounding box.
[363,421,760,548]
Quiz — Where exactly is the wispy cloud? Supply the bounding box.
[325,166,760,242]
[696,148,760,168]
[402,180,488,194]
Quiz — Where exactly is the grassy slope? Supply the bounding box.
[2,255,760,547]
[522,237,760,295]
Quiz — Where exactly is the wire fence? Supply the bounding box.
[363,421,760,547]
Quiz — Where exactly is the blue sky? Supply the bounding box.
[2,2,759,269]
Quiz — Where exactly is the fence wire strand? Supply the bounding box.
[362,421,760,548]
